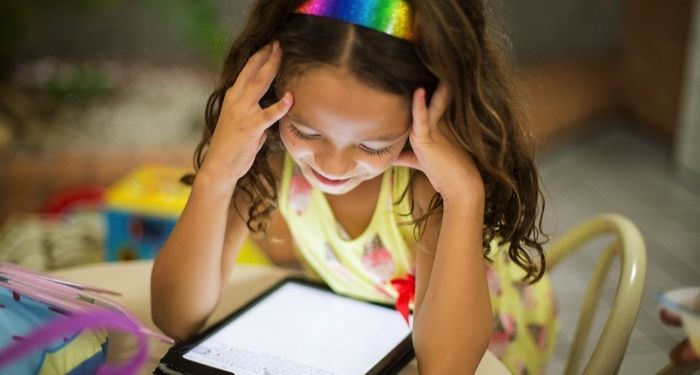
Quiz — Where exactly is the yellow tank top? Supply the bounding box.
[276,153,559,374]
[278,154,416,304]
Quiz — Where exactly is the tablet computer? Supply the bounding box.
[156,277,414,375]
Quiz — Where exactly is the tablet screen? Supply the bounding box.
[182,282,412,374]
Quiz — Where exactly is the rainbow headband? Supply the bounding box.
[295,0,414,41]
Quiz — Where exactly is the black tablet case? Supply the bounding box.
[154,277,415,375]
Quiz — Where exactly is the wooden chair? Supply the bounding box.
[548,213,647,374]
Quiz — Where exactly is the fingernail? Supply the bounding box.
[283,92,292,105]
[273,40,279,53]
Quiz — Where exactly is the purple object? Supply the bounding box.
[0,309,147,375]
[0,262,174,374]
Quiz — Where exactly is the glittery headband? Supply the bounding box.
[295,0,414,41]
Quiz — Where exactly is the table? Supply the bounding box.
[52,260,509,374]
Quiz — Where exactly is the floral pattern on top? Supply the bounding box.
[528,324,549,351]
[489,312,518,357]
[486,264,502,296]
[488,255,559,375]
[289,174,312,215]
[323,242,354,282]
[513,282,538,309]
[361,235,394,282]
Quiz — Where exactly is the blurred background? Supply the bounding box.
[0,0,698,373]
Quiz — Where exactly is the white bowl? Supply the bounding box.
[658,287,700,354]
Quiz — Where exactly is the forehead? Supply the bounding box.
[283,66,411,138]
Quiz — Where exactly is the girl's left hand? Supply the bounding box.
[393,83,484,204]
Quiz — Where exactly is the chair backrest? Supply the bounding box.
[547,213,647,375]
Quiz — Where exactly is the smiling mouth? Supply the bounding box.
[310,169,351,186]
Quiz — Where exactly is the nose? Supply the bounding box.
[314,147,356,178]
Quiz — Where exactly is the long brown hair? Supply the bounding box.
[187,0,548,283]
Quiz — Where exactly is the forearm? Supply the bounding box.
[151,170,247,340]
[412,200,493,373]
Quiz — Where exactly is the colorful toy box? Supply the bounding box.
[104,166,190,261]
[104,165,270,265]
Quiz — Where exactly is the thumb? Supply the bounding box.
[393,150,422,171]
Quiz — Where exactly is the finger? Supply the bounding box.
[411,88,430,138]
[245,40,283,103]
[231,43,274,97]
[428,81,450,127]
[392,150,422,171]
[660,308,683,327]
[255,91,293,131]
[670,339,700,364]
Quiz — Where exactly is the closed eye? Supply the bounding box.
[287,122,320,140]
[287,121,396,157]
[359,144,394,157]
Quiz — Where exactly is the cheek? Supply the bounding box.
[357,152,397,176]
[356,138,408,175]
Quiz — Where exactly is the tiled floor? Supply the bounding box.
[537,116,700,374]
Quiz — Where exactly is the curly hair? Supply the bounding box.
[185,0,548,283]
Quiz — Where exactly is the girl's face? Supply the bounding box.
[279,66,411,195]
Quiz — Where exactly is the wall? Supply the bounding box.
[621,0,695,138]
[497,0,621,63]
[676,0,700,182]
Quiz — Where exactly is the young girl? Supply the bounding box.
[151,0,558,373]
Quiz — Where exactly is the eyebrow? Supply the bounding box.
[287,114,407,143]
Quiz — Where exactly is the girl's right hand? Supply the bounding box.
[200,41,293,190]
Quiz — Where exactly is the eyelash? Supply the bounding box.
[287,123,319,141]
[361,144,394,157]
[287,123,394,157]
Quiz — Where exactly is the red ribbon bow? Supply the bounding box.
[390,274,415,325]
